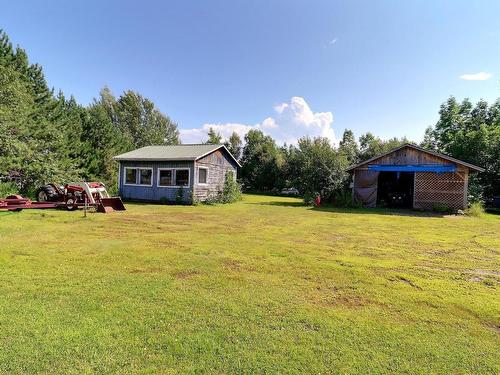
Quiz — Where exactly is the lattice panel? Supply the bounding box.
[414,172,466,210]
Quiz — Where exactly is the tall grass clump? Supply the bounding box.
[466,201,485,217]
[0,181,19,197]
[332,190,354,208]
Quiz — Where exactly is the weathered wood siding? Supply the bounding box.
[193,149,238,201]
[352,145,470,210]
[414,171,468,210]
[354,146,459,168]
[119,160,194,203]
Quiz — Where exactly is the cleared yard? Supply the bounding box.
[0,194,498,374]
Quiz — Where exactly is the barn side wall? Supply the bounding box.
[413,171,468,210]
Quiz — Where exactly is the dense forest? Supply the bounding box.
[0,30,179,195]
[0,30,498,204]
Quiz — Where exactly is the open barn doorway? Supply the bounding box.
[376,172,414,208]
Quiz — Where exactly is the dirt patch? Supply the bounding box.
[10,250,33,257]
[466,270,500,284]
[310,293,368,308]
[308,286,369,309]
[129,267,163,274]
[489,324,500,334]
[172,269,200,279]
[222,259,242,271]
[471,269,500,278]
[389,275,423,290]
[469,276,483,283]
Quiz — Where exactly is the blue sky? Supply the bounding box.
[2,1,499,144]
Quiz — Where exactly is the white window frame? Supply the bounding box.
[197,166,209,185]
[156,168,191,188]
[123,167,153,187]
[157,168,175,187]
[174,168,191,188]
[124,167,137,186]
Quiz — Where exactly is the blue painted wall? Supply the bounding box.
[118,160,194,203]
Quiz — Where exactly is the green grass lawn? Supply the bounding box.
[0,194,499,374]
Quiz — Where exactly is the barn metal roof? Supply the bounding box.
[113,144,241,167]
[346,143,484,172]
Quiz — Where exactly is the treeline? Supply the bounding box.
[0,30,179,194]
[236,97,500,203]
[422,97,500,200]
[236,128,409,203]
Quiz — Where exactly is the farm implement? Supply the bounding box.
[0,182,125,213]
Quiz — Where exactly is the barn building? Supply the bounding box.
[113,144,240,204]
[347,144,484,210]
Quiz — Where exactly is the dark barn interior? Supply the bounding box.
[376,172,414,208]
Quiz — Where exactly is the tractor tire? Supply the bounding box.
[65,197,78,211]
[36,185,60,202]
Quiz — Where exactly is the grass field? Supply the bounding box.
[0,194,499,374]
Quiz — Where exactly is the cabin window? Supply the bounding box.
[175,169,190,186]
[125,168,137,185]
[198,167,208,184]
[138,168,152,185]
[158,169,173,186]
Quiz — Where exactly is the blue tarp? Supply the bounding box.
[367,164,456,172]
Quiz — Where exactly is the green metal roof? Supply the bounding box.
[113,144,241,166]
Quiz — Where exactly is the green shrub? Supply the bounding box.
[0,181,19,197]
[175,186,185,204]
[189,189,200,206]
[221,171,242,203]
[202,172,242,205]
[466,201,485,217]
[303,191,319,206]
[159,197,170,205]
[332,190,353,208]
[432,203,451,213]
[204,193,221,205]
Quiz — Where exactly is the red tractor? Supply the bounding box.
[36,182,125,212]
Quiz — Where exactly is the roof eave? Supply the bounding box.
[345,143,485,173]
[113,157,197,162]
[194,144,242,167]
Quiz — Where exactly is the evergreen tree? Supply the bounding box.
[206,127,222,144]
[115,90,180,148]
[224,131,242,159]
[338,129,359,165]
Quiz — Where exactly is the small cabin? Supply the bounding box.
[346,144,484,211]
[113,144,240,204]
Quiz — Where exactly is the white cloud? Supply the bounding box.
[180,97,337,145]
[329,37,337,45]
[459,72,492,81]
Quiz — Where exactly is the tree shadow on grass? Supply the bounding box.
[250,200,447,218]
[251,201,305,208]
